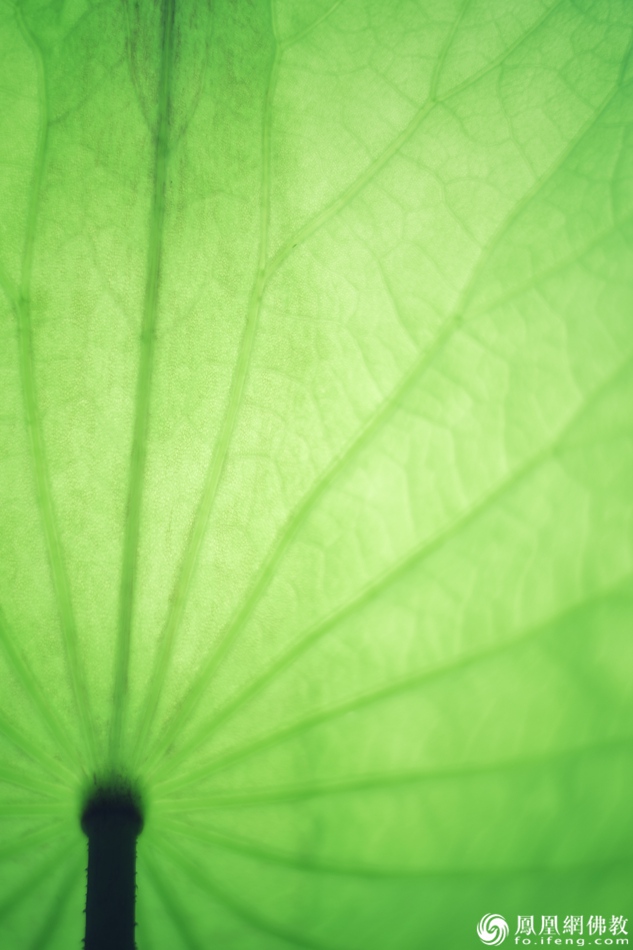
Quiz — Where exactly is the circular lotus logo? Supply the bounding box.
[477,914,509,945]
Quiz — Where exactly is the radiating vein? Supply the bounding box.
[154,567,633,789]
[0,603,79,767]
[140,300,466,773]
[0,707,74,784]
[0,837,76,924]
[142,77,625,774]
[0,692,74,782]
[131,9,281,763]
[152,351,633,789]
[162,820,417,879]
[152,835,346,950]
[136,0,607,773]
[110,0,176,763]
[30,854,83,950]
[160,767,633,876]
[142,849,204,950]
[158,729,633,809]
[151,573,633,787]
[0,762,65,797]
[13,4,96,769]
[0,821,67,861]
[160,825,633,882]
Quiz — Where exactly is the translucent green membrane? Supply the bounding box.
[0,0,632,946]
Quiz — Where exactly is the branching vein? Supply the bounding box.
[13,4,96,769]
[110,0,176,764]
[152,351,633,788]
[142,75,623,774]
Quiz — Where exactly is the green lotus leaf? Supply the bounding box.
[1,0,632,946]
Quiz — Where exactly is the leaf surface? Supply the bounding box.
[1,0,633,946]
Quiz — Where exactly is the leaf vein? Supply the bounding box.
[143,79,627,774]
[13,4,96,767]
